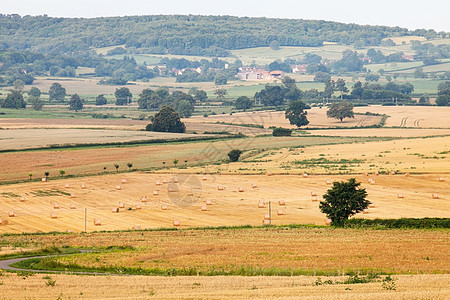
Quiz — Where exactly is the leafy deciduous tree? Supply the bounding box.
[285,100,309,127]
[115,87,132,106]
[0,91,26,109]
[146,106,186,133]
[319,178,369,225]
[95,94,108,106]
[326,101,354,122]
[49,82,66,102]
[234,96,253,111]
[227,149,242,162]
[68,94,84,111]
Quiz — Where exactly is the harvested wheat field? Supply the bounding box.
[0,135,375,181]
[177,136,450,175]
[183,108,383,129]
[353,106,450,128]
[0,273,447,299]
[0,128,201,150]
[0,172,448,233]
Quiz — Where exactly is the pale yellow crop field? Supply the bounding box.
[0,171,448,234]
[0,273,447,299]
[0,129,200,150]
[353,106,450,128]
[184,108,382,129]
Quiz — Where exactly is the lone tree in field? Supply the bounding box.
[227,149,242,162]
[49,83,66,102]
[213,88,227,99]
[114,164,119,173]
[59,170,65,177]
[235,96,253,111]
[0,91,26,109]
[285,100,309,128]
[127,163,133,171]
[146,106,186,133]
[114,87,132,106]
[326,101,354,123]
[319,178,369,226]
[68,94,84,111]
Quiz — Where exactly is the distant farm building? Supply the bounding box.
[238,68,285,81]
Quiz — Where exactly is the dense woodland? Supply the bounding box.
[0,14,444,56]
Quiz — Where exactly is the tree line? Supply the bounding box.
[1,14,441,56]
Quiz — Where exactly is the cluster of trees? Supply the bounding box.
[436,81,450,106]
[349,81,413,102]
[411,41,450,60]
[95,56,155,83]
[0,14,432,56]
[366,49,410,64]
[137,88,208,117]
[145,106,186,133]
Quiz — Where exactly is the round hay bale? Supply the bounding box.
[94,219,101,226]
[116,185,121,190]
[374,171,379,176]
[432,193,439,199]
[161,205,168,210]
[302,173,308,178]
[41,177,47,182]
[218,185,224,191]
[65,183,70,188]
[153,190,159,196]
[53,203,59,209]
[173,177,178,183]
[162,179,167,184]
[266,172,272,176]
[0,219,9,226]
[201,205,207,211]
[311,196,318,202]
[70,193,76,198]
[326,179,332,185]
[112,207,119,213]
[311,192,317,197]
[8,211,15,217]
[362,209,369,214]
[206,199,212,205]
[121,179,127,184]
[258,202,265,208]
[263,219,271,225]
[252,183,257,188]
[70,204,76,209]
[133,225,141,230]
[278,199,285,206]
[168,187,174,192]
[390,171,396,175]
[135,204,141,210]
[173,220,180,226]
[156,180,161,186]
[19,197,25,202]
[202,176,207,181]
[238,187,244,192]
[325,218,332,226]
[439,177,444,182]
[119,203,125,208]
[264,213,270,220]
[50,213,57,219]
[141,196,148,202]
[277,209,284,216]
[81,184,86,189]
[397,193,404,199]
[369,203,375,208]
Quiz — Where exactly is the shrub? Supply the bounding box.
[228,149,242,162]
[272,127,292,136]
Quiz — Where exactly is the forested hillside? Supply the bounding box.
[0,14,440,56]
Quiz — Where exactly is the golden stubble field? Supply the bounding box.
[0,171,448,234]
[0,273,447,299]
